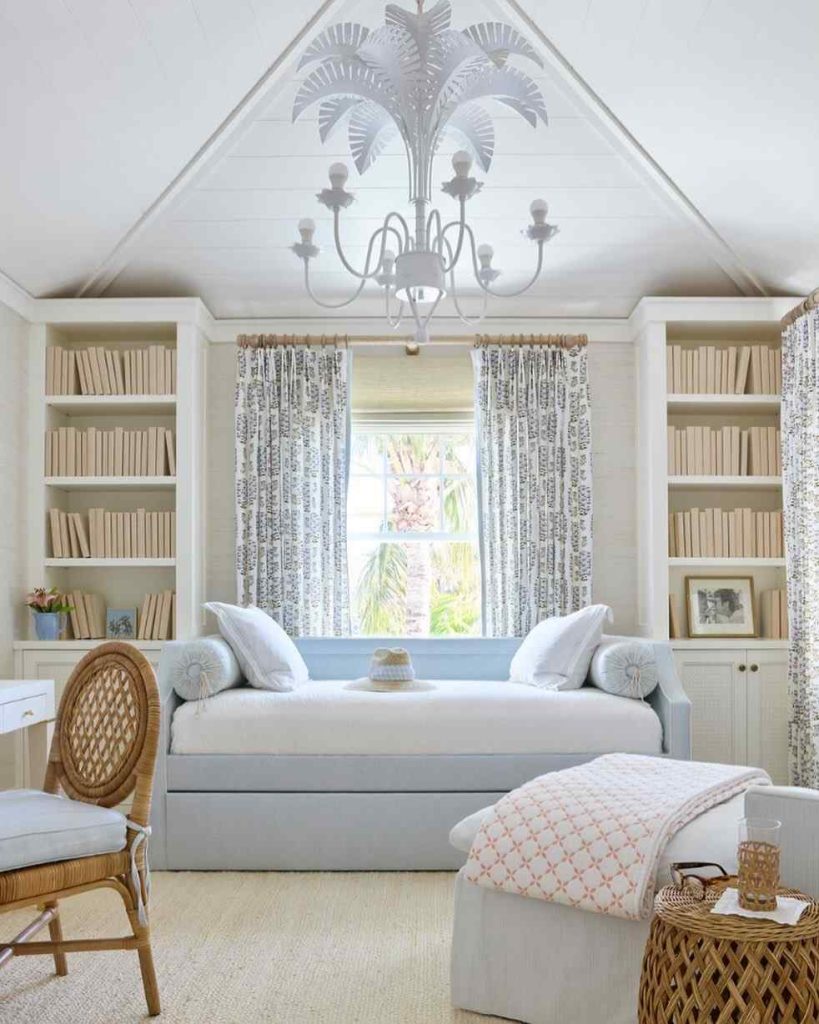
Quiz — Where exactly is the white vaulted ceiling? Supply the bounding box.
[0,0,815,318]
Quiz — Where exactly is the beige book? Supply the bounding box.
[143,593,158,640]
[742,507,753,557]
[683,512,692,557]
[666,346,673,392]
[674,512,686,557]
[103,512,112,559]
[49,508,63,558]
[45,346,55,394]
[755,513,764,558]
[147,427,157,477]
[739,430,749,475]
[148,347,158,395]
[158,347,167,394]
[73,590,89,639]
[87,508,97,558]
[721,510,729,557]
[727,511,736,557]
[124,350,132,395]
[96,347,112,395]
[165,511,172,558]
[774,350,782,394]
[172,592,177,639]
[67,590,82,639]
[669,594,682,639]
[668,514,676,557]
[86,426,96,476]
[45,431,53,476]
[675,431,684,476]
[157,591,173,640]
[114,426,124,476]
[705,346,715,394]
[66,350,76,395]
[113,350,125,394]
[761,591,773,639]
[123,431,131,477]
[726,347,737,394]
[165,430,176,476]
[691,349,700,393]
[137,594,151,640]
[170,511,176,557]
[703,509,714,557]
[171,351,177,394]
[151,512,160,558]
[165,349,173,395]
[155,428,166,475]
[667,426,675,474]
[761,346,771,394]
[711,508,722,557]
[735,347,751,394]
[690,507,700,557]
[76,349,88,395]
[780,590,789,639]
[749,347,761,394]
[767,426,777,477]
[86,594,102,639]
[137,508,146,558]
[72,513,91,558]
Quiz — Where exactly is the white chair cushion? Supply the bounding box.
[0,790,127,873]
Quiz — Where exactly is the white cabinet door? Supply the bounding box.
[746,650,790,784]
[674,649,747,766]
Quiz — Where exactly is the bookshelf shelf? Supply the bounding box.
[45,476,177,491]
[46,394,177,416]
[667,394,781,414]
[44,558,176,568]
[669,558,785,568]
[668,476,782,491]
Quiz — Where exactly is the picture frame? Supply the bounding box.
[685,576,757,639]
[106,607,137,640]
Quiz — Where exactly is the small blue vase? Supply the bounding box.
[33,611,62,641]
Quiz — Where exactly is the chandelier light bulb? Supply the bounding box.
[477,243,494,268]
[452,150,473,179]
[530,198,548,225]
[298,218,316,243]
[381,249,396,269]
[329,162,349,189]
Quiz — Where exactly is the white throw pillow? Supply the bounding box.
[509,604,613,690]
[589,639,659,699]
[204,602,309,692]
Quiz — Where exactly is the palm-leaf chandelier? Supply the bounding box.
[291,0,558,343]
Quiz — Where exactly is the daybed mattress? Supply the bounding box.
[170,679,663,756]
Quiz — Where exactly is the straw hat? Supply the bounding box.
[369,647,415,683]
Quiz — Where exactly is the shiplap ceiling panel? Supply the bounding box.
[0,0,807,313]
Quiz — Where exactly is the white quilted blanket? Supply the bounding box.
[463,753,769,919]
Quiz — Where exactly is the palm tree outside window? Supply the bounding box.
[348,426,480,636]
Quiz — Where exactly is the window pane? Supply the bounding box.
[348,476,384,533]
[384,433,440,475]
[387,477,440,533]
[443,433,473,474]
[349,539,480,637]
[350,434,383,474]
[443,476,476,533]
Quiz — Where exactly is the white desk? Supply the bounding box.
[0,680,56,789]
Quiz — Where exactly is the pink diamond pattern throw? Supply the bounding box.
[463,754,769,919]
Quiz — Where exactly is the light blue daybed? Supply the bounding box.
[149,637,690,870]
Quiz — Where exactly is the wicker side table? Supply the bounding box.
[638,880,819,1023]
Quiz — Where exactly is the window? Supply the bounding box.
[347,426,480,636]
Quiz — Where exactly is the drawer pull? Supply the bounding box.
[738,664,747,672]
[750,664,759,673]
[22,709,35,718]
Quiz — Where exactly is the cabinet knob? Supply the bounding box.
[750,664,759,673]
[738,664,747,672]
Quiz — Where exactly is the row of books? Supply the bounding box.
[666,344,781,395]
[760,589,789,639]
[138,591,176,640]
[65,591,107,639]
[49,508,176,559]
[45,426,176,478]
[46,345,177,396]
[668,508,784,559]
[667,426,782,477]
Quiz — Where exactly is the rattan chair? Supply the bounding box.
[0,641,162,1015]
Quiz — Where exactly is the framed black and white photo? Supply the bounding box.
[685,576,756,638]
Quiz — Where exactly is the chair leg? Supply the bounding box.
[44,902,68,976]
[120,882,160,1016]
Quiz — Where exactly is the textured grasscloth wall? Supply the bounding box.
[205,338,637,633]
[0,298,29,783]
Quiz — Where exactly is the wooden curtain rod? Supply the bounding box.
[237,333,349,348]
[781,289,819,327]
[476,333,588,349]
[237,333,588,349]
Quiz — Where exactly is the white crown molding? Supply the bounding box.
[628,295,801,335]
[76,0,344,300]
[0,268,34,320]
[502,0,768,299]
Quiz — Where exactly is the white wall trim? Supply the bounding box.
[28,296,216,338]
[503,0,768,299]
[75,0,345,300]
[0,268,34,320]
[628,295,801,334]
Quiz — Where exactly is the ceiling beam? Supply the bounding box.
[76,0,345,299]
[0,267,34,320]
[502,0,767,298]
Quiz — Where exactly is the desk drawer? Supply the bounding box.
[1,693,48,733]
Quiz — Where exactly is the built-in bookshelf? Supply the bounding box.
[634,299,794,647]
[19,303,208,651]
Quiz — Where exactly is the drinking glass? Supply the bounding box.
[737,817,781,911]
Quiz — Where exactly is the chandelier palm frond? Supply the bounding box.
[290,0,558,343]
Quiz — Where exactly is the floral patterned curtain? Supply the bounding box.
[781,299,819,786]
[473,338,593,637]
[235,337,350,636]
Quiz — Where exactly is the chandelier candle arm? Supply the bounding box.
[291,0,556,343]
[302,259,368,310]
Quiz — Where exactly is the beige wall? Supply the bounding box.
[205,337,637,633]
[0,298,29,783]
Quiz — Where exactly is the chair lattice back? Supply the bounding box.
[46,642,160,822]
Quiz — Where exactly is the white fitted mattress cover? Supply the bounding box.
[170,679,663,756]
